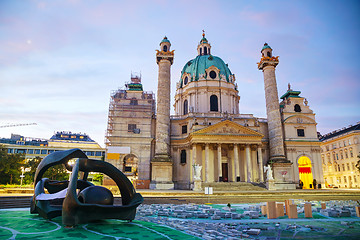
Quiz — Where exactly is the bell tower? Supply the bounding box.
[150,36,175,189]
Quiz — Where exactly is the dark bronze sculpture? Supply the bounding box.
[30,148,143,226]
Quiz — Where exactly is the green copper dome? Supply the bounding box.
[262,43,272,51]
[160,36,170,44]
[179,55,232,87]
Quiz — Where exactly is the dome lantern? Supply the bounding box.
[197,30,211,56]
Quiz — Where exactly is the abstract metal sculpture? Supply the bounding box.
[30,148,143,226]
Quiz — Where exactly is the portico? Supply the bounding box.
[174,120,265,186]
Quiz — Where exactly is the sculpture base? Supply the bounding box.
[149,181,174,190]
[266,179,276,190]
[192,180,202,191]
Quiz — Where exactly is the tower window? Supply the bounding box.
[209,71,217,79]
[267,51,271,57]
[130,99,138,105]
[180,150,186,164]
[210,95,218,111]
[184,76,188,85]
[163,45,167,52]
[182,125,187,134]
[128,124,136,132]
[294,104,301,112]
[183,100,188,115]
[297,129,305,137]
[204,46,208,55]
[200,48,202,55]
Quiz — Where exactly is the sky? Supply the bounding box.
[0,0,359,147]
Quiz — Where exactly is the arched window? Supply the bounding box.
[267,51,271,57]
[180,150,186,164]
[163,45,167,52]
[210,95,218,111]
[183,100,188,115]
[200,48,202,55]
[184,76,188,85]
[294,104,301,112]
[204,46,207,55]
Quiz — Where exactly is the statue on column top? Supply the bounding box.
[264,165,274,181]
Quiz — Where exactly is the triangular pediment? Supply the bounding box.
[192,120,264,137]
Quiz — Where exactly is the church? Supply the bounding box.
[104,33,323,190]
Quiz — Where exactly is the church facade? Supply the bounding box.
[105,34,323,190]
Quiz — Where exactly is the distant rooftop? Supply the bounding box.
[319,122,360,141]
[50,131,95,142]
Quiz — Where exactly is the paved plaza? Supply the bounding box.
[1,199,360,239]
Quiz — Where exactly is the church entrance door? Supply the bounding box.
[222,163,228,182]
[298,156,314,189]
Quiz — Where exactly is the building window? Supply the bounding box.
[354,175,357,183]
[336,153,339,160]
[204,46,208,55]
[338,165,341,171]
[297,129,305,137]
[340,151,343,159]
[350,148,353,157]
[7,148,13,154]
[326,146,329,151]
[184,76,188,85]
[130,99,138,105]
[344,140,346,147]
[182,125,187,134]
[342,164,345,171]
[349,139,351,145]
[333,152,336,161]
[352,162,355,170]
[124,166,132,172]
[183,100,188,115]
[209,70,217,79]
[347,163,350,171]
[180,150,186,164]
[267,51,271,57]
[27,149,34,154]
[95,151,102,156]
[344,176,347,183]
[163,45,167,52]
[35,149,40,154]
[128,124,136,132]
[334,164,337,172]
[294,104,301,112]
[345,149,348,158]
[210,95,218,111]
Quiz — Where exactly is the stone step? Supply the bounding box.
[201,182,267,191]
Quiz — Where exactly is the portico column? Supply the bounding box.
[245,144,252,182]
[205,143,209,182]
[234,144,240,182]
[217,144,222,182]
[258,145,264,182]
[191,144,196,181]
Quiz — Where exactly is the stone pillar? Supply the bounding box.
[234,144,240,182]
[189,147,193,183]
[245,144,251,182]
[217,144,222,182]
[205,143,209,182]
[150,37,174,190]
[258,44,287,163]
[258,145,264,182]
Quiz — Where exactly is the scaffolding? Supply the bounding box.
[105,75,155,146]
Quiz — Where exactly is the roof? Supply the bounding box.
[262,43,272,51]
[160,36,170,44]
[179,55,232,87]
[280,90,302,100]
[320,123,360,141]
[50,132,95,142]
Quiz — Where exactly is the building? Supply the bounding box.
[105,33,323,190]
[320,123,360,188]
[1,131,105,160]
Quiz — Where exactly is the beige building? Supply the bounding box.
[105,34,324,190]
[1,132,105,160]
[320,123,360,188]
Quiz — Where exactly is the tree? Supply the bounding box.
[0,145,24,184]
[23,156,42,184]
